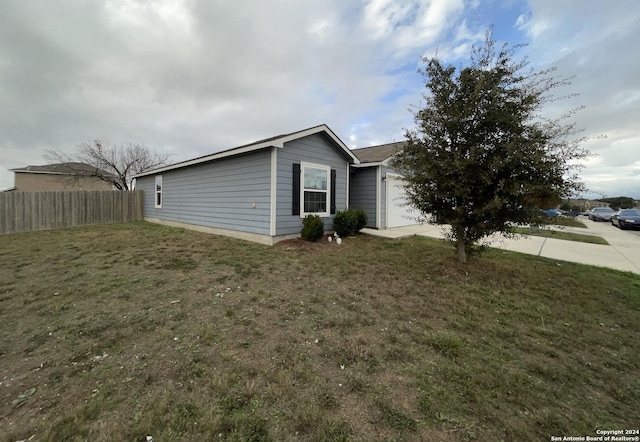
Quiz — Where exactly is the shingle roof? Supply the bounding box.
[11,162,115,177]
[133,124,359,178]
[351,141,406,163]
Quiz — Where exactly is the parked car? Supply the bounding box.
[611,209,640,229]
[589,207,615,221]
[542,208,560,217]
[610,210,620,225]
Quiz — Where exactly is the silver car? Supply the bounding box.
[589,207,615,221]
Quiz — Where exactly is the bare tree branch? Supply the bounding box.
[45,141,172,190]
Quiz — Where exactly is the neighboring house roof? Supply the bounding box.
[10,162,115,177]
[351,141,406,165]
[133,124,359,178]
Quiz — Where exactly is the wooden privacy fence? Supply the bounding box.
[0,190,143,234]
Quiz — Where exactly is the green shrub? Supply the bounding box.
[301,215,324,242]
[353,208,368,231]
[332,210,355,238]
[333,208,368,237]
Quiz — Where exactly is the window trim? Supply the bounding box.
[300,162,331,218]
[154,175,163,209]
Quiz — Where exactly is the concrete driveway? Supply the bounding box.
[361,219,640,274]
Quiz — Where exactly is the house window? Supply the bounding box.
[155,175,162,208]
[301,163,330,217]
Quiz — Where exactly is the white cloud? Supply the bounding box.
[514,12,549,39]
[1,0,460,177]
[362,0,466,56]
[0,0,637,199]
[519,0,640,197]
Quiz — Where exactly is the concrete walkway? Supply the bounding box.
[361,219,640,274]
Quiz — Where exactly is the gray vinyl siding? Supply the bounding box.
[137,149,272,235]
[349,167,378,228]
[136,176,155,212]
[276,133,350,235]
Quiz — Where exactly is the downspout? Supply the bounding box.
[376,165,381,229]
[270,147,277,237]
[346,162,350,209]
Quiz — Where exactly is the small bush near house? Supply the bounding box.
[333,208,368,237]
[301,214,324,242]
[353,207,368,231]
[333,210,355,237]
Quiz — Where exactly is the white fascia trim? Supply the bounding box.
[351,160,396,169]
[351,151,401,168]
[382,151,402,166]
[133,143,275,178]
[134,125,359,179]
[264,125,359,163]
[351,162,384,168]
[270,147,277,236]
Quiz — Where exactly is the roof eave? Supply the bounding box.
[351,153,399,167]
[311,124,360,164]
[132,142,275,178]
[352,162,384,168]
[11,170,68,175]
[382,152,401,166]
[133,124,359,179]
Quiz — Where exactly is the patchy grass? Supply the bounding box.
[511,226,609,245]
[546,217,588,228]
[1,222,639,441]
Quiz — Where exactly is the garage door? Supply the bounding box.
[386,174,418,228]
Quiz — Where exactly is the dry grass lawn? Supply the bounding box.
[1,222,638,441]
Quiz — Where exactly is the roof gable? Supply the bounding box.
[133,124,359,178]
[351,141,405,164]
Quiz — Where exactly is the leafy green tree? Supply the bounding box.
[392,30,590,263]
[600,197,634,210]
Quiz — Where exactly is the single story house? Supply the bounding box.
[7,162,115,192]
[134,124,419,245]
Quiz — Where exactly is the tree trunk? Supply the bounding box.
[455,225,467,263]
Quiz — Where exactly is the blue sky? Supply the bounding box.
[0,0,638,198]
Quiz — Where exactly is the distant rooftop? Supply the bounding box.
[11,162,114,176]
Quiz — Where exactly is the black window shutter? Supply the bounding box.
[330,169,336,214]
[292,163,301,216]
